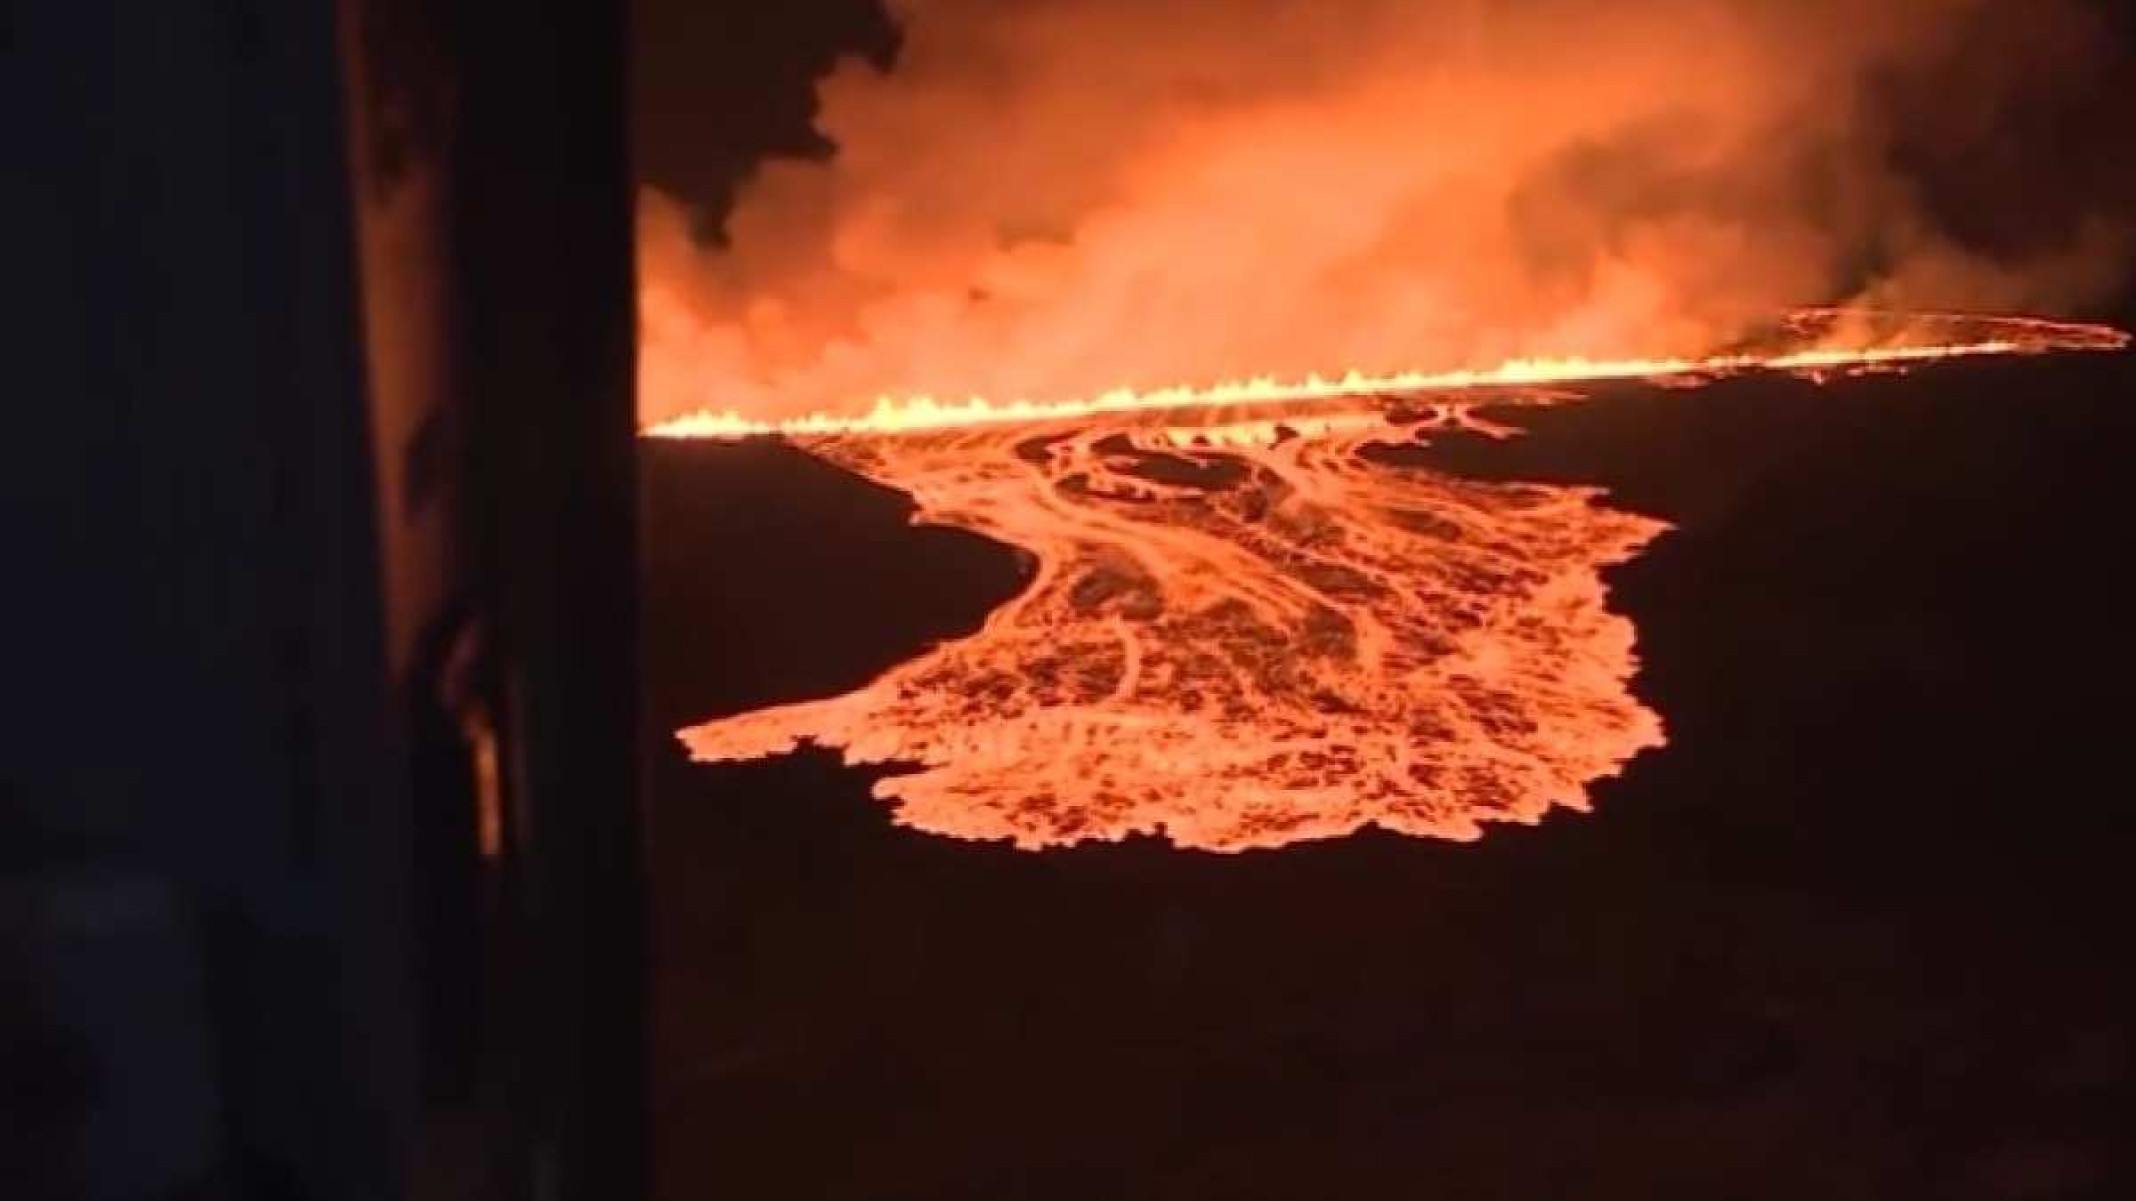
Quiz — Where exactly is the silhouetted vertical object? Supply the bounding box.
[12,0,642,1196]
[446,1,647,1199]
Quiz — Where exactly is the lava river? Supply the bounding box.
[663,312,2127,851]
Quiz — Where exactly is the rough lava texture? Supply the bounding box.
[679,400,1666,850]
[672,314,2126,851]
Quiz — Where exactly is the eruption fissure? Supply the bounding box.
[646,310,2127,440]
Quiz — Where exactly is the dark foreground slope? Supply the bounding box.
[642,351,2135,1201]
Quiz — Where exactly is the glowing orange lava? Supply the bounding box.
[646,310,2126,441]
[663,311,2127,851]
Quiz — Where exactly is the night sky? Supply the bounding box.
[634,0,897,236]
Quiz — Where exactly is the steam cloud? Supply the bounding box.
[639,0,2128,422]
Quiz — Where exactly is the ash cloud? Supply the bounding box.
[639,0,2130,422]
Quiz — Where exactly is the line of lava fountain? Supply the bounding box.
[657,310,2127,852]
[646,311,2128,441]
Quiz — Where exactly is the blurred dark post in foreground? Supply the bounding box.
[9,1,644,1197]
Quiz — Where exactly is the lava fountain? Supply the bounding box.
[653,311,2127,851]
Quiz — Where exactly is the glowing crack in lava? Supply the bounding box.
[657,312,2127,851]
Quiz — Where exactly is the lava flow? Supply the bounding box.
[659,311,2126,851]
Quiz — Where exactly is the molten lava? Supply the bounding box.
[661,312,2127,851]
[645,311,2126,440]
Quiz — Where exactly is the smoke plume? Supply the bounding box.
[639,0,2128,422]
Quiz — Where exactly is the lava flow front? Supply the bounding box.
[656,312,2125,851]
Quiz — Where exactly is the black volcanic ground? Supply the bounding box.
[642,351,2136,1201]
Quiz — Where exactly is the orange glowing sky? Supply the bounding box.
[639,1,2130,430]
